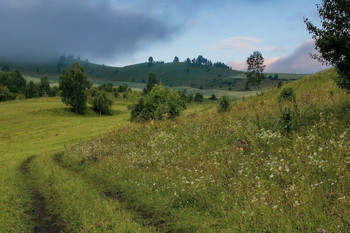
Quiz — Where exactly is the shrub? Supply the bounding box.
[92,91,114,115]
[277,87,298,134]
[129,85,186,122]
[194,93,204,103]
[0,85,14,101]
[218,95,230,112]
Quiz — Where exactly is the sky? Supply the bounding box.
[0,0,329,73]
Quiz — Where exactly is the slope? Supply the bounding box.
[54,68,350,232]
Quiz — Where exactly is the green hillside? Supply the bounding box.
[1,68,348,232]
[1,58,307,91]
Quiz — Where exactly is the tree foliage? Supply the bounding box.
[194,93,204,103]
[25,81,39,98]
[59,63,90,114]
[39,76,51,97]
[304,0,350,89]
[129,85,186,122]
[218,95,231,112]
[92,91,114,115]
[0,86,14,101]
[245,51,266,88]
[145,72,160,94]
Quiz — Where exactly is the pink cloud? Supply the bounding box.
[266,40,329,73]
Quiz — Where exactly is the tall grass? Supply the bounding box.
[61,69,350,232]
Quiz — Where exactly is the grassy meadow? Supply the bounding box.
[0,69,349,232]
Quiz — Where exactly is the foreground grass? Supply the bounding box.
[0,97,129,232]
[60,69,350,232]
[0,95,216,232]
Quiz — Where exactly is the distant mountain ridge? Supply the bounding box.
[0,57,307,91]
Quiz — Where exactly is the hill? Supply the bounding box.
[1,57,307,91]
[1,68,345,232]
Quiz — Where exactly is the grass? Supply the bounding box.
[0,94,216,232]
[58,68,349,232]
[1,68,349,232]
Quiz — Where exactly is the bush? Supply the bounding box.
[218,95,231,112]
[92,91,114,115]
[194,93,204,103]
[129,85,186,122]
[0,85,14,101]
[277,87,298,134]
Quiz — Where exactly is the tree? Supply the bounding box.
[245,51,266,88]
[173,56,179,63]
[304,0,350,90]
[145,72,159,94]
[148,56,154,66]
[0,86,14,101]
[59,63,90,114]
[209,93,217,100]
[39,76,51,97]
[194,93,204,103]
[218,95,231,112]
[25,81,39,98]
[92,91,114,115]
[129,84,186,122]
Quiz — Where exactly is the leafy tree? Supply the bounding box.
[304,0,350,90]
[186,58,191,66]
[209,93,217,100]
[98,83,115,93]
[173,56,179,63]
[0,86,14,101]
[148,56,154,66]
[245,51,266,88]
[25,81,39,98]
[218,95,231,112]
[194,93,204,103]
[0,70,26,94]
[145,72,159,94]
[59,63,90,114]
[50,86,59,97]
[39,76,51,97]
[129,84,186,122]
[92,91,114,115]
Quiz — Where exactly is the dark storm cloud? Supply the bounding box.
[0,0,178,63]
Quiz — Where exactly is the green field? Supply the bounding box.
[1,69,349,232]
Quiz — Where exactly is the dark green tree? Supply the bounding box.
[173,56,179,63]
[148,56,154,66]
[39,76,51,97]
[194,93,204,103]
[59,63,90,114]
[209,93,217,100]
[25,81,39,98]
[145,72,160,94]
[0,86,14,101]
[218,95,231,112]
[129,85,186,121]
[304,0,350,90]
[92,91,114,115]
[245,51,266,88]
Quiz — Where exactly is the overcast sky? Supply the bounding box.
[0,0,328,73]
